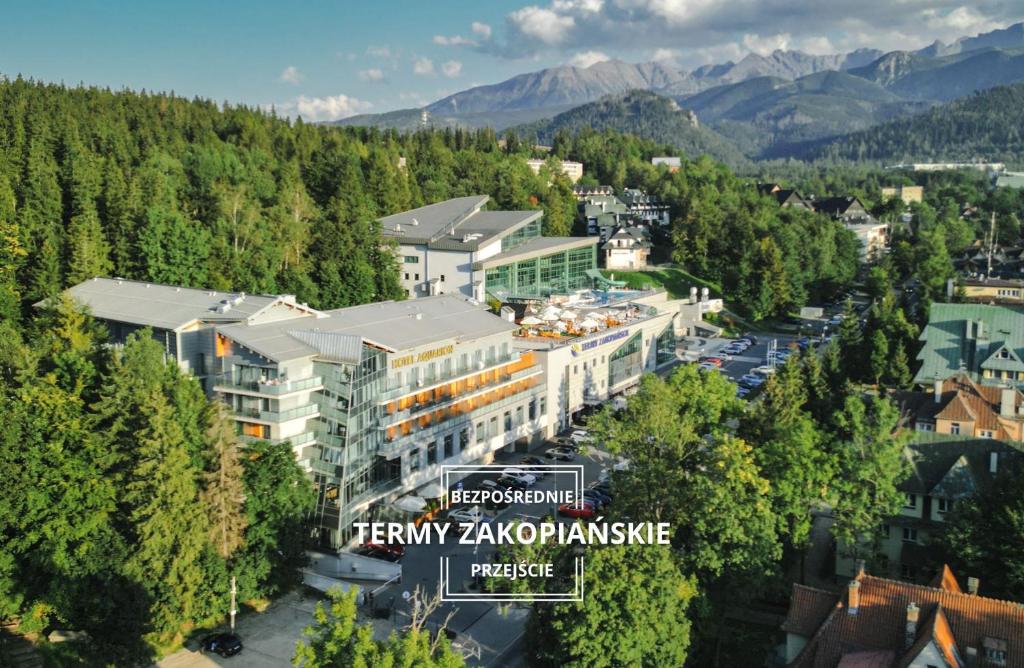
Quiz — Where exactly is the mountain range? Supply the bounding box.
[334,22,1024,163]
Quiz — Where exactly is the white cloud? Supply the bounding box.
[507,6,575,45]
[472,21,492,38]
[441,60,463,78]
[279,66,304,85]
[358,68,385,82]
[277,94,372,122]
[480,0,1024,67]
[366,45,392,58]
[567,50,610,68]
[741,32,791,56]
[434,34,477,47]
[413,56,435,76]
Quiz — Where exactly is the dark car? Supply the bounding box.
[201,633,243,657]
[582,491,609,509]
[363,542,405,559]
[520,455,545,466]
[497,475,529,491]
[356,545,402,562]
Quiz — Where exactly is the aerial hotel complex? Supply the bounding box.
[59,199,694,549]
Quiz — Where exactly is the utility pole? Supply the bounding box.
[230,576,237,632]
[986,211,997,276]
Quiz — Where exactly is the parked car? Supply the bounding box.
[448,506,485,523]
[697,362,718,373]
[502,468,537,486]
[558,501,597,519]
[201,633,243,657]
[582,489,611,506]
[736,387,751,399]
[520,455,545,466]
[569,429,591,445]
[496,475,529,491]
[740,374,766,388]
[752,365,776,377]
[545,446,576,461]
[478,479,502,493]
[356,545,402,562]
[699,357,723,367]
[363,542,405,559]
[739,335,758,345]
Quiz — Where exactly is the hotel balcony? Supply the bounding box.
[238,402,320,424]
[376,350,524,403]
[214,375,324,398]
[238,431,316,448]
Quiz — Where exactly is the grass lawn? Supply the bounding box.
[600,266,722,300]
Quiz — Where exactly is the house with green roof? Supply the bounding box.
[914,303,1024,388]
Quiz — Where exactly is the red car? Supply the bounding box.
[363,542,405,559]
[699,357,723,367]
[558,501,597,519]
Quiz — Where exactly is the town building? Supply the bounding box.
[913,303,1024,388]
[525,158,584,183]
[813,196,872,222]
[602,226,652,270]
[757,183,813,210]
[62,278,549,549]
[571,184,614,199]
[510,290,682,434]
[885,162,1006,173]
[620,188,671,226]
[379,195,598,302]
[651,156,681,172]
[880,185,924,204]
[783,563,1024,667]
[580,193,629,240]
[995,172,1024,189]
[834,437,1021,583]
[948,276,1024,304]
[898,373,1024,441]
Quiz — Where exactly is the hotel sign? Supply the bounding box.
[571,328,630,357]
[391,344,455,369]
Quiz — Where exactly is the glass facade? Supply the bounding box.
[608,331,644,388]
[485,244,597,298]
[656,323,676,366]
[501,219,542,252]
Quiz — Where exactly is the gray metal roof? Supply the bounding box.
[474,236,598,270]
[61,277,281,331]
[379,196,541,251]
[218,294,516,362]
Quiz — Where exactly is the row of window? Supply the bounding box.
[903,493,954,513]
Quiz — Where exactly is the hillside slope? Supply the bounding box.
[810,83,1024,164]
[512,90,747,165]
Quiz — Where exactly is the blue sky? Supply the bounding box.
[2,1,1023,121]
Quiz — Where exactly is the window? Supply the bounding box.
[459,429,469,452]
[979,429,994,438]
[443,434,453,459]
[440,274,445,282]
[528,399,536,420]
[476,422,484,443]
[1000,348,1011,359]
[414,273,420,281]
[984,638,1008,666]
[902,527,918,543]
[404,273,410,280]
[539,396,546,416]
[516,406,524,425]
[916,422,935,432]
[900,564,916,580]
[574,364,578,375]
[504,411,512,431]
[427,441,438,465]
[404,256,419,264]
[937,498,953,513]
[409,449,421,472]
[949,422,961,435]
[489,416,497,436]
[880,524,891,538]
[905,494,918,509]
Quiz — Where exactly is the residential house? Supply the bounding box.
[620,188,671,226]
[898,373,1024,441]
[881,185,924,205]
[835,436,1021,583]
[602,226,652,270]
[571,185,614,199]
[758,183,813,210]
[913,303,1024,388]
[783,564,1024,667]
[814,196,872,222]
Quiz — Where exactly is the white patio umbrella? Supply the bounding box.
[579,317,601,330]
[554,320,567,331]
[520,315,543,326]
[560,310,578,320]
[540,311,561,322]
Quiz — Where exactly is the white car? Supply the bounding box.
[501,468,537,486]
[448,506,485,523]
[569,430,591,445]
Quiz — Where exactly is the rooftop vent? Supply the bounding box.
[410,218,419,226]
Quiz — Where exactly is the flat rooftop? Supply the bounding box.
[379,195,541,251]
[218,294,517,362]
[59,277,283,331]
